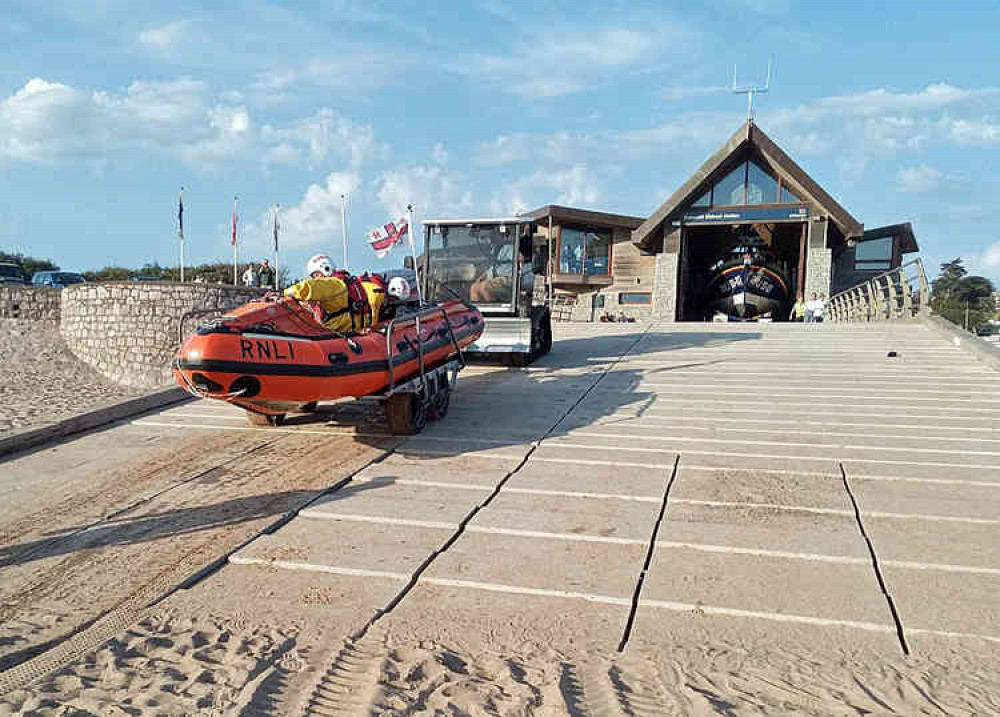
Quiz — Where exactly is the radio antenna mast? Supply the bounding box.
[732,57,772,123]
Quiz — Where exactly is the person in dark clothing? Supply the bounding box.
[258,259,276,289]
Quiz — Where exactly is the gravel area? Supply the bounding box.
[0,320,145,437]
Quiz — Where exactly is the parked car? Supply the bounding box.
[129,275,165,282]
[0,263,26,286]
[31,270,87,288]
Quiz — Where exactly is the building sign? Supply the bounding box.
[681,206,809,225]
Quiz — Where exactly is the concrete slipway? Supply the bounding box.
[116,320,1000,671]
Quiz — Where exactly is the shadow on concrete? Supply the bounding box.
[282,329,762,460]
[0,479,393,570]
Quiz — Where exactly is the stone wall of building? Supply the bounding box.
[651,228,680,322]
[0,286,61,323]
[805,220,832,298]
[61,282,266,389]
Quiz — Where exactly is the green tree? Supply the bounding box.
[931,258,996,332]
[0,251,59,280]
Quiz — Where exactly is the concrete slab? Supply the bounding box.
[569,406,999,432]
[302,479,490,525]
[425,531,646,600]
[359,453,518,488]
[862,517,999,569]
[627,604,902,660]
[672,465,850,510]
[883,568,1000,640]
[508,459,669,497]
[541,433,999,469]
[659,502,868,558]
[385,583,630,654]
[233,517,449,575]
[554,422,1000,455]
[852,478,1000,520]
[641,548,891,625]
[177,561,403,630]
[472,490,663,541]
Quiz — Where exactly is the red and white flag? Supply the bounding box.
[367,218,408,258]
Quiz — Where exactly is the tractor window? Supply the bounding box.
[426,224,516,308]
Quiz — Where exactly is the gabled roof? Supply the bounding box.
[632,121,863,246]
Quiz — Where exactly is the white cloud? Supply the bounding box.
[251,53,410,102]
[431,142,448,165]
[454,27,677,98]
[475,113,731,166]
[376,165,474,220]
[261,109,376,168]
[660,85,729,102]
[897,164,943,193]
[489,165,602,215]
[137,20,193,51]
[278,171,360,250]
[0,77,377,171]
[980,241,1000,269]
[945,117,1000,146]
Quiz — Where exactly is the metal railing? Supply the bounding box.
[827,258,930,323]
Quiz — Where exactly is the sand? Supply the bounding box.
[0,320,143,437]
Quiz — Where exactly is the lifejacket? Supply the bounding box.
[329,271,386,331]
[285,273,387,333]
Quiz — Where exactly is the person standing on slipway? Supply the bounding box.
[241,263,258,287]
[257,259,275,289]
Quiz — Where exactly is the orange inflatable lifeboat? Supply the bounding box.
[173,296,483,431]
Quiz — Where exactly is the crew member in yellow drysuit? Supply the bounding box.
[283,254,385,333]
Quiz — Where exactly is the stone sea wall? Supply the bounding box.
[0,286,62,323]
[61,282,266,389]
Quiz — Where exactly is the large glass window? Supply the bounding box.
[693,158,792,208]
[779,184,801,203]
[746,161,779,204]
[714,164,748,206]
[559,227,611,275]
[426,224,515,306]
[854,237,893,272]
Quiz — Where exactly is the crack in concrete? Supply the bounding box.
[839,462,910,655]
[352,328,655,643]
[617,455,680,653]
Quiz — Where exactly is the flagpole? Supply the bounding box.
[178,187,185,283]
[340,193,349,273]
[407,203,423,304]
[273,203,280,290]
[232,195,239,286]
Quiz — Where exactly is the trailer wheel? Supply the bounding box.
[428,385,451,421]
[246,411,285,427]
[299,401,318,413]
[385,393,427,434]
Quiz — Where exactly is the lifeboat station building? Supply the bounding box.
[520,120,918,322]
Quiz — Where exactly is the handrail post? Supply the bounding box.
[915,259,931,316]
[884,273,898,319]
[901,273,913,318]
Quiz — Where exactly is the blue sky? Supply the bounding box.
[2,0,999,283]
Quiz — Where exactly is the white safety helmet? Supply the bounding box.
[387,276,411,301]
[306,254,333,277]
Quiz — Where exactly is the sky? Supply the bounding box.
[1,0,999,284]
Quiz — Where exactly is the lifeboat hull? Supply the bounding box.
[173,297,483,414]
[703,262,790,320]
